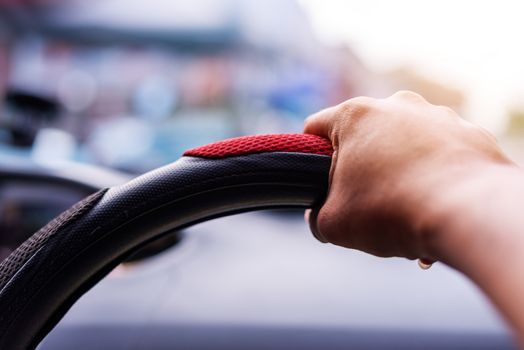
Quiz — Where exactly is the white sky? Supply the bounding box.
[299,0,524,133]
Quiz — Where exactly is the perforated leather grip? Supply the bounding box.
[0,134,333,350]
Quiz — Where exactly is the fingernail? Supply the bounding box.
[304,209,311,222]
[419,258,434,265]
[418,258,434,270]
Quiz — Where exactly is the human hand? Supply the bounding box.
[304,91,512,261]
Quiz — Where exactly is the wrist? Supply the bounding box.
[412,160,519,268]
[416,160,524,340]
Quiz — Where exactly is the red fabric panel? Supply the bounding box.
[183,134,333,159]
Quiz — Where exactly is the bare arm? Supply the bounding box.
[304,91,524,345]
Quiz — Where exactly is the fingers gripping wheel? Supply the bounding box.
[0,133,333,350]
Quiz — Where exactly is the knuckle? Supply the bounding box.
[435,104,457,116]
[474,126,501,146]
[338,96,374,119]
[391,90,425,101]
[476,125,497,141]
[459,119,495,138]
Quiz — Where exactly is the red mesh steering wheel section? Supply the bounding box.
[183,133,333,159]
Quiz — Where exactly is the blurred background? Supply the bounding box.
[0,0,479,174]
[0,0,521,348]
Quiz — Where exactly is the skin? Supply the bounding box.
[304,91,524,345]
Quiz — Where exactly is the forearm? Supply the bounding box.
[423,163,524,343]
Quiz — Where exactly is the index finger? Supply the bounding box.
[303,105,339,140]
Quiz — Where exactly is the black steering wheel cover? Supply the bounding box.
[0,152,331,350]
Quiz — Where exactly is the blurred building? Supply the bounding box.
[0,0,465,172]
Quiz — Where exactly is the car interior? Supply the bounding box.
[0,1,520,349]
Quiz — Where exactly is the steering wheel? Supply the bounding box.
[0,133,333,350]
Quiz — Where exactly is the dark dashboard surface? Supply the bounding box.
[41,324,514,350]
